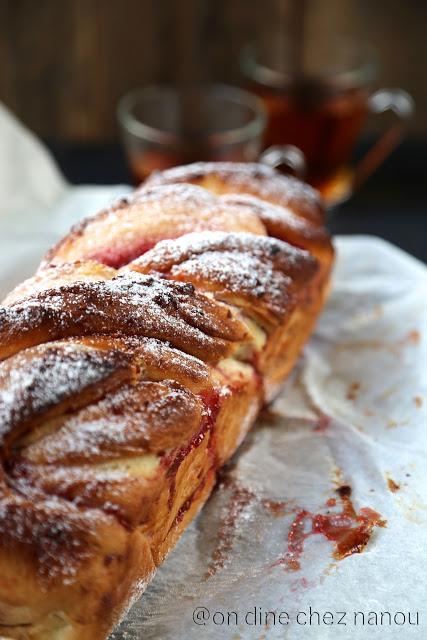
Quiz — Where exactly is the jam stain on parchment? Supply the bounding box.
[204,479,255,578]
[273,487,386,571]
[387,477,400,493]
[205,477,386,579]
[313,413,331,433]
[205,478,289,579]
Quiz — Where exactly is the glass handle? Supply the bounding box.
[352,88,414,191]
[259,144,307,180]
[259,89,413,204]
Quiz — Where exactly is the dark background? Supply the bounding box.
[1,0,426,141]
[0,0,426,261]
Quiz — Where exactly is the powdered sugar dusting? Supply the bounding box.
[131,231,318,325]
[0,272,249,362]
[3,260,116,306]
[0,493,116,584]
[0,342,131,445]
[123,336,212,389]
[79,335,212,390]
[46,183,265,268]
[20,380,202,464]
[220,193,329,248]
[145,162,324,224]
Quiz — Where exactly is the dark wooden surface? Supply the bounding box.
[1,0,426,141]
[47,137,427,263]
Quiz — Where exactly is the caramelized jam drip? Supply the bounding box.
[279,490,386,571]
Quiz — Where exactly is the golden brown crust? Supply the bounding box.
[219,193,331,265]
[77,335,215,392]
[43,184,266,268]
[2,261,116,306]
[144,161,325,225]
[0,273,250,363]
[0,493,154,638]
[128,230,319,331]
[19,380,204,464]
[0,161,333,639]
[0,341,133,449]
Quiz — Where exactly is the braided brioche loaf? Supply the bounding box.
[0,163,333,639]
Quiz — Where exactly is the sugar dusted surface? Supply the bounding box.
[134,231,316,276]
[79,335,212,391]
[0,341,131,444]
[145,162,324,224]
[19,380,203,464]
[47,183,266,268]
[132,231,318,323]
[0,272,249,362]
[0,493,117,584]
[220,193,330,247]
[3,260,116,306]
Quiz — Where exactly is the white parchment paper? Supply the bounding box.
[0,105,426,640]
